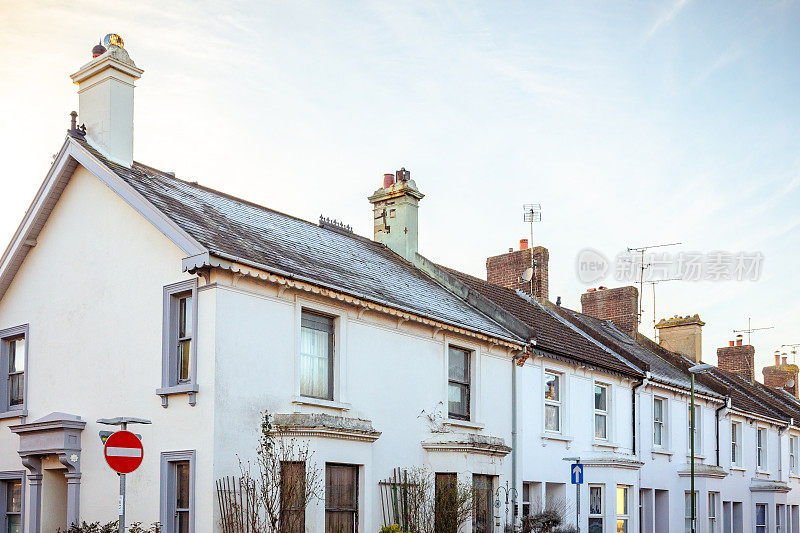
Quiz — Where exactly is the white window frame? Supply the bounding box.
[544,370,563,434]
[757,427,767,471]
[160,450,195,533]
[653,396,666,448]
[589,484,604,532]
[158,279,199,407]
[731,421,742,467]
[617,485,630,533]
[0,471,24,533]
[790,436,799,476]
[593,382,610,441]
[292,299,349,410]
[684,491,697,533]
[756,503,767,533]
[709,492,719,533]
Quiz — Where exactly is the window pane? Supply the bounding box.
[545,405,560,432]
[301,317,333,399]
[448,347,469,382]
[590,487,602,515]
[616,519,628,533]
[177,511,189,533]
[177,340,191,382]
[589,518,603,533]
[654,398,663,421]
[617,487,628,514]
[6,480,21,512]
[9,338,24,373]
[9,373,23,406]
[654,422,662,446]
[448,382,469,418]
[756,504,766,523]
[595,414,607,439]
[176,461,190,509]
[7,515,21,533]
[545,373,559,401]
[595,385,607,411]
[178,296,192,338]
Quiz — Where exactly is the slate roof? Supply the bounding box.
[440,267,644,377]
[73,138,520,343]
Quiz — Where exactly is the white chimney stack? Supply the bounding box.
[70,34,143,167]
[368,168,424,262]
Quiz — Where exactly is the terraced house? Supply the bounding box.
[1,36,800,533]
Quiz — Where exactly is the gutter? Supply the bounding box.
[715,397,731,466]
[632,372,650,455]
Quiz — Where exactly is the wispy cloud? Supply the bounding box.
[644,0,691,43]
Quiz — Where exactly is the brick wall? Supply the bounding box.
[717,344,756,383]
[580,286,639,336]
[486,246,549,300]
[763,364,799,397]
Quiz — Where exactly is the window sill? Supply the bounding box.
[756,469,771,476]
[729,466,746,472]
[443,419,485,431]
[541,432,574,447]
[156,383,199,408]
[685,453,707,461]
[592,439,619,449]
[789,473,800,480]
[0,409,27,421]
[292,396,351,411]
[651,447,674,456]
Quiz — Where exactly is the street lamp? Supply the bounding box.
[688,364,714,533]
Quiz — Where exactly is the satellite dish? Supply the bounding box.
[787,379,796,388]
[522,267,534,282]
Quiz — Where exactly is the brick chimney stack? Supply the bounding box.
[717,335,756,382]
[486,243,549,300]
[762,350,799,397]
[580,286,639,336]
[655,314,705,362]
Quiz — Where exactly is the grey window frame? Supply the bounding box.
[160,450,195,533]
[653,397,665,447]
[447,346,471,421]
[0,325,28,419]
[0,471,25,533]
[757,427,766,470]
[157,280,199,407]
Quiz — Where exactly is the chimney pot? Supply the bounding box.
[520,239,529,250]
[729,340,734,347]
[736,335,743,346]
[383,173,395,188]
[776,353,781,365]
[783,356,788,365]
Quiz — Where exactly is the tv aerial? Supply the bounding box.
[522,204,542,295]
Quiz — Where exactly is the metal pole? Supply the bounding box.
[119,421,127,533]
[690,375,696,533]
[576,471,580,533]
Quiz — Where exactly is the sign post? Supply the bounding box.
[565,457,582,533]
[98,417,151,533]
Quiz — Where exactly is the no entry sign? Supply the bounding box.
[104,430,144,474]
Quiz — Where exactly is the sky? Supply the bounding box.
[1,0,799,374]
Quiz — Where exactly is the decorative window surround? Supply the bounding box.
[158,279,199,407]
[0,324,29,419]
[421,432,511,457]
[274,413,380,443]
[160,450,196,533]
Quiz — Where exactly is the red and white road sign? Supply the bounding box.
[103,430,144,474]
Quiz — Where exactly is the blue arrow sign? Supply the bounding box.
[570,463,583,484]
